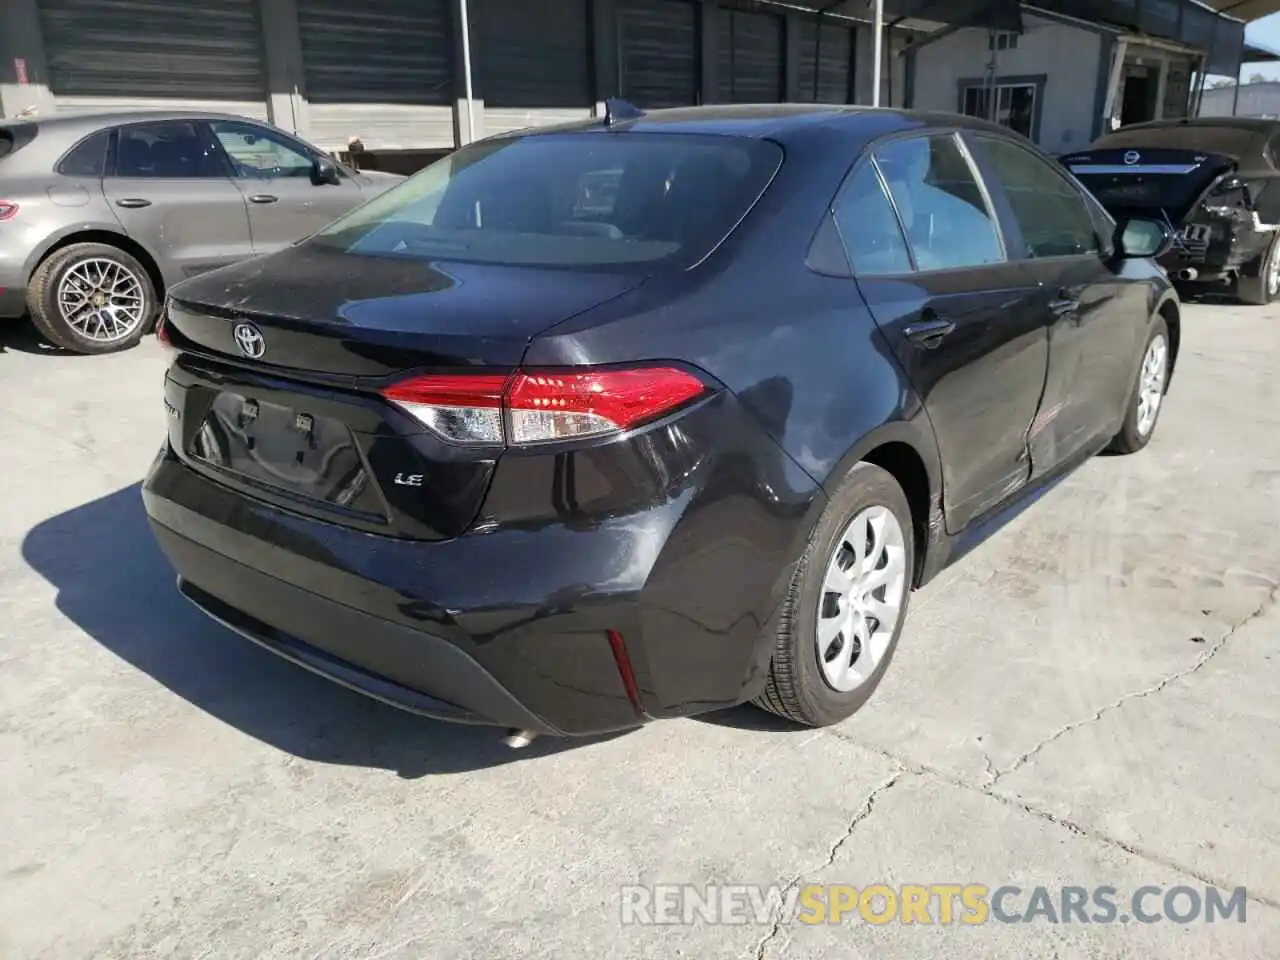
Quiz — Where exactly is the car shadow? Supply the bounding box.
[21,483,622,778]
[0,319,61,355]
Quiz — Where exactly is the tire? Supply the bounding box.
[26,242,158,354]
[1236,235,1280,305]
[754,462,915,727]
[1107,316,1170,455]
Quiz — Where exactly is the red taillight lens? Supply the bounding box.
[0,201,18,221]
[154,312,175,350]
[381,366,707,446]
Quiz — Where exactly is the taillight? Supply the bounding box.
[381,366,707,446]
[154,311,175,350]
[0,201,18,221]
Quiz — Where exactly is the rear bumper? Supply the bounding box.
[164,532,560,733]
[143,401,821,734]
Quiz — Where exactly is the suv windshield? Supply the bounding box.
[308,132,783,269]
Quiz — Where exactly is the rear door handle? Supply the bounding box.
[114,197,151,208]
[248,194,279,204]
[904,316,956,349]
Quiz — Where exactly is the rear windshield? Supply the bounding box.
[1092,124,1263,161]
[307,132,783,269]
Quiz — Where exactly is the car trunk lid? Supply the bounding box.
[1062,147,1237,223]
[161,244,647,540]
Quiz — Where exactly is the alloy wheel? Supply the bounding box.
[56,258,147,344]
[816,505,908,693]
[1135,333,1168,438]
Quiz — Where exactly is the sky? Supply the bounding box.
[1244,13,1280,80]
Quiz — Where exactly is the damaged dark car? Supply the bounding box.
[1062,117,1280,304]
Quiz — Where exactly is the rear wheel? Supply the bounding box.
[1236,235,1280,305]
[26,242,157,354]
[1108,317,1169,455]
[755,462,915,727]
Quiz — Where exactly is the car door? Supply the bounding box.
[206,118,364,254]
[836,132,1049,534]
[101,119,254,284]
[966,132,1149,478]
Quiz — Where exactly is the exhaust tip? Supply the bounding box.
[501,729,539,749]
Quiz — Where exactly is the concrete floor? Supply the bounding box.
[1,302,1277,960]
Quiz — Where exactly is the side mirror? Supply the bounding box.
[1112,217,1173,260]
[313,155,340,185]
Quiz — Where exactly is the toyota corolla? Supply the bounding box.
[143,103,1179,741]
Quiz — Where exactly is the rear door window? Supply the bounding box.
[113,121,226,179]
[872,134,1005,271]
[973,135,1100,258]
[307,133,783,269]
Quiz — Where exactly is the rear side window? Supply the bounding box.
[307,133,783,269]
[872,134,1004,271]
[975,136,1099,258]
[831,162,913,275]
[56,130,111,177]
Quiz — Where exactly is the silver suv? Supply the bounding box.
[0,111,403,354]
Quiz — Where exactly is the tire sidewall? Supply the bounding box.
[788,463,915,726]
[1115,317,1170,453]
[36,244,157,354]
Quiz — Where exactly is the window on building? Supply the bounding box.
[988,31,1019,51]
[114,121,224,179]
[961,83,1038,140]
[871,134,1005,271]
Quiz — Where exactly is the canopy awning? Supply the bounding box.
[1201,0,1280,22]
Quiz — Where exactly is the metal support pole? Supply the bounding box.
[871,0,884,107]
[459,0,476,141]
[1101,37,1129,131]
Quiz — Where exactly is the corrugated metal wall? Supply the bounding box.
[794,19,854,104]
[717,7,784,103]
[39,0,268,119]
[617,0,700,109]
[296,0,455,150]
[477,0,595,135]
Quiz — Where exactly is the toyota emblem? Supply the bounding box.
[232,321,266,359]
[1123,150,1140,165]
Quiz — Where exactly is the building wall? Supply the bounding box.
[5,0,916,155]
[1200,81,1280,119]
[909,12,1107,155]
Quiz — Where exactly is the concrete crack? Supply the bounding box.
[989,584,1279,788]
[750,770,907,960]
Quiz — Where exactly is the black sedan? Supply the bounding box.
[1063,117,1280,304]
[143,103,1179,741]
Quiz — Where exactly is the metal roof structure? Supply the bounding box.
[769,0,1265,89]
[1202,0,1280,22]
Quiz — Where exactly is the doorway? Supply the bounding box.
[1120,66,1157,126]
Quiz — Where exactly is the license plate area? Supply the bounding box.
[190,391,385,519]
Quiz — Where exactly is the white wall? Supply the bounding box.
[909,12,1106,155]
